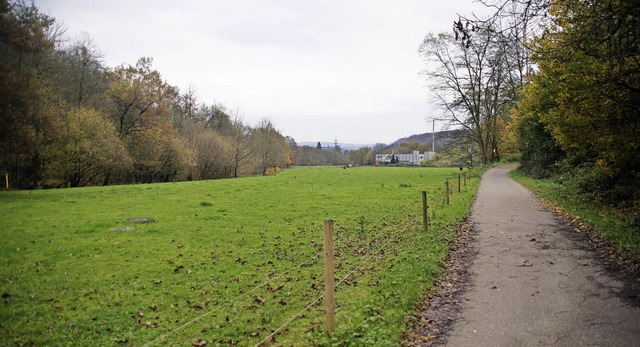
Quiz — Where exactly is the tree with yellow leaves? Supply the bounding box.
[517,0,640,201]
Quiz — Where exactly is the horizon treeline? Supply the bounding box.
[1,1,427,189]
[1,0,300,188]
[1,0,441,189]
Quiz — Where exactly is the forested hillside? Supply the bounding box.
[0,1,293,188]
[386,130,462,151]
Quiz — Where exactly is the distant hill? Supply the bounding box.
[297,142,374,151]
[386,130,463,151]
[297,130,463,152]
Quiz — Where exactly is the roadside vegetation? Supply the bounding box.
[514,0,640,211]
[505,0,639,264]
[510,169,640,263]
[423,0,639,263]
[0,166,481,346]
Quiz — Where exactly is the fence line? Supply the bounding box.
[144,253,321,346]
[255,293,325,346]
[150,172,476,345]
[254,229,403,345]
[334,234,399,289]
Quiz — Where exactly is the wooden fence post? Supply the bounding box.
[422,191,428,231]
[445,180,450,205]
[458,174,461,193]
[323,220,335,334]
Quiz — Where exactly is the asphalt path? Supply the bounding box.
[444,165,640,346]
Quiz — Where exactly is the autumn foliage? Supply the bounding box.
[516,0,640,204]
[0,0,292,188]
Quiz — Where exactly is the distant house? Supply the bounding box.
[375,151,436,165]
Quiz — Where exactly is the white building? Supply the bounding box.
[375,151,436,165]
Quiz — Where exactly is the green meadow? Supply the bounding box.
[0,166,480,346]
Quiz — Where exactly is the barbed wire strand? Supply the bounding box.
[149,195,440,346]
[255,293,325,346]
[144,253,320,347]
[335,232,401,289]
[254,230,404,346]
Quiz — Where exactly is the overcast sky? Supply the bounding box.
[35,0,490,145]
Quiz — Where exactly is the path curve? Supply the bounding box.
[443,165,640,346]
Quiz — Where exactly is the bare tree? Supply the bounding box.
[455,0,551,85]
[420,20,515,164]
[53,35,108,110]
[228,115,254,178]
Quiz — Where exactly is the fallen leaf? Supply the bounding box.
[518,260,533,267]
[192,338,207,346]
[268,284,284,293]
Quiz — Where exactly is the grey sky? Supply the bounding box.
[35,0,490,145]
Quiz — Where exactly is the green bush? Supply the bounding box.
[499,152,521,163]
[517,114,564,179]
[420,159,437,167]
[561,161,639,204]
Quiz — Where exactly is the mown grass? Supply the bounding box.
[0,166,481,346]
[510,168,640,262]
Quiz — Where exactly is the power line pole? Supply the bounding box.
[432,119,435,152]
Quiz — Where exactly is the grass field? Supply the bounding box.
[0,166,480,346]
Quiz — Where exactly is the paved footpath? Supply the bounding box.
[445,165,640,346]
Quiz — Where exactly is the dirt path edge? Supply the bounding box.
[403,166,640,346]
[402,214,478,346]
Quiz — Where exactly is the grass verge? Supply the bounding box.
[509,168,640,263]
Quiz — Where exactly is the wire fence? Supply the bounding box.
[144,171,477,346]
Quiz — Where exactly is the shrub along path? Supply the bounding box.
[407,165,640,346]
